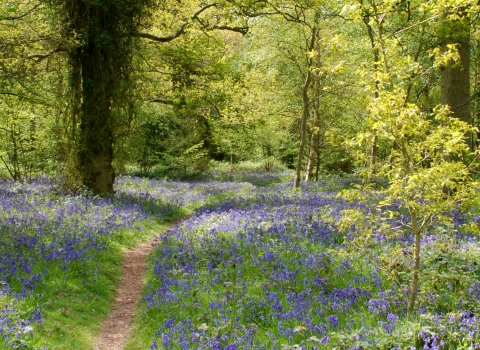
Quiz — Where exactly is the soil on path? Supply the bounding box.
[93,235,160,350]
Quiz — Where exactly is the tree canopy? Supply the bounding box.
[0,0,479,194]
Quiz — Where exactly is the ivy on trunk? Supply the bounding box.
[61,0,147,195]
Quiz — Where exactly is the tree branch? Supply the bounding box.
[266,2,309,25]
[132,23,187,43]
[26,47,66,62]
[209,25,249,35]
[466,150,480,170]
[131,2,262,42]
[192,3,217,19]
[149,98,175,105]
[452,89,480,110]
[131,3,217,42]
[0,155,15,180]
[0,3,41,21]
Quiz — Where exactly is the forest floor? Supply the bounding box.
[2,176,479,348]
[93,235,160,350]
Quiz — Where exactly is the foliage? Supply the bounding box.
[130,32,241,176]
[2,0,480,348]
[332,0,480,314]
[0,1,69,181]
[339,85,478,312]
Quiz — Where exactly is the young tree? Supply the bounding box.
[341,89,477,312]
[263,0,349,188]
[338,0,479,313]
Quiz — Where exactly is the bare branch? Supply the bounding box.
[192,3,217,19]
[132,3,217,43]
[149,98,175,105]
[132,23,187,43]
[0,155,15,180]
[452,89,480,110]
[26,47,66,61]
[0,3,41,21]
[132,2,263,42]
[209,25,248,35]
[466,150,480,170]
[419,213,433,232]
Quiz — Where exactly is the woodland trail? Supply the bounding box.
[93,235,160,350]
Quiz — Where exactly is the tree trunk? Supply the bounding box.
[61,48,83,188]
[440,13,472,150]
[370,134,377,176]
[76,7,116,195]
[408,210,421,313]
[69,49,82,141]
[294,23,318,189]
[363,14,380,176]
[78,69,116,195]
[475,42,480,150]
[305,73,321,182]
[63,0,142,195]
[293,64,313,189]
[305,137,315,182]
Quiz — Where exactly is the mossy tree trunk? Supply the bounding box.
[58,1,243,194]
[79,43,116,195]
[61,0,146,195]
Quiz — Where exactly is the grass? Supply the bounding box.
[0,217,179,350]
[30,252,121,349]
[27,219,177,350]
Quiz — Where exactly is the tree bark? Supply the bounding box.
[79,49,116,195]
[293,59,313,189]
[440,12,472,150]
[305,73,321,182]
[408,210,420,313]
[305,135,316,182]
[63,0,142,195]
[294,22,318,189]
[363,13,380,176]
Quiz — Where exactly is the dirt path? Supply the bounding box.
[93,235,160,350]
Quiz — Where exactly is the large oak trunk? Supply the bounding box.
[78,20,116,194]
[78,78,116,195]
[67,0,138,195]
[79,24,116,195]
